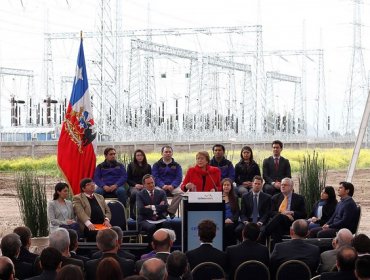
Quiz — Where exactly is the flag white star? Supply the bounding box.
[75,66,83,84]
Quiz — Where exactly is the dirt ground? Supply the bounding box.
[0,169,369,237]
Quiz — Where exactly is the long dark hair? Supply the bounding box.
[221,178,238,214]
[132,149,148,175]
[240,146,254,162]
[53,182,69,200]
[323,186,337,204]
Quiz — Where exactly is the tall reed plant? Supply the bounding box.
[298,151,327,215]
[16,170,49,237]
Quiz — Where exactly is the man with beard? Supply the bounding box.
[94,147,128,206]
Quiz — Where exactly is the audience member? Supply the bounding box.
[309,181,358,238]
[66,229,89,264]
[352,234,370,255]
[13,226,38,264]
[1,233,33,279]
[226,223,269,280]
[127,149,152,219]
[47,182,79,233]
[355,255,370,280]
[49,228,84,270]
[181,151,221,192]
[262,140,291,196]
[136,174,170,238]
[210,144,235,181]
[261,177,306,243]
[321,246,358,280]
[140,229,176,261]
[166,251,190,280]
[240,175,271,227]
[307,186,337,230]
[85,229,134,280]
[94,147,128,206]
[96,257,123,280]
[185,219,226,270]
[140,258,167,280]
[152,145,183,217]
[55,264,83,280]
[270,219,320,275]
[135,229,172,272]
[27,247,62,280]
[221,178,241,247]
[0,256,15,280]
[72,177,112,241]
[318,228,354,273]
[234,146,261,196]
[92,226,135,261]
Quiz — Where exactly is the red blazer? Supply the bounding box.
[181,165,221,192]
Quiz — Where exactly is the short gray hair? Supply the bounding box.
[140,258,167,280]
[49,228,70,253]
[0,233,22,258]
[96,229,118,252]
[111,226,123,243]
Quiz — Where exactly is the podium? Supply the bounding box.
[181,192,225,252]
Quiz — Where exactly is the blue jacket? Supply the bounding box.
[210,157,235,181]
[327,196,357,232]
[93,160,128,188]
[152,158,182,188]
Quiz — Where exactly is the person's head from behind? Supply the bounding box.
[67,229,78,252]
[321,186,337,203]
[0,233,21,259]
[336,246,358,271]
[290,219,308,239]
[334,228,354,249]
[40,247,62,271]
[152,229,172,252]
[13,226,32,248]
[96,257,123,280]
[0,256,15,280]
[242,223,260,242]
[355,255,370,280]
[140,258,167,280]
[49,228,70,255]
[96,229,118,252]
[56,264,83,280]
[166,251,189,278]
[352,234,370,255]
[198,219,216,243]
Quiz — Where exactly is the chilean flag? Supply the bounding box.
[57,38,97,194]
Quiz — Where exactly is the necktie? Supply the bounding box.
[274,158,279,172]
[149,190,154,204]
[252,194,259,223]
[279,195,288,213]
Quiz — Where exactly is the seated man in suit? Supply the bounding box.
[261,177,306,243]
[94,147,128,206]
[226,223,270,280]
[262,140,291,196]
[137,174,171,238]
[309,181,358,238]
[240,175,271,227]
[186,219,227,271]
[321,246,358,280]
[355,255,370,280]
[0,256,15,280]
[270,219,320,275]
[140,258,168,280]
[27,247,62,280]
[13,226,38,265]
[67,229,90,264]
[85,229,135,280]
[166,251,191,280]
[73,178,112,241]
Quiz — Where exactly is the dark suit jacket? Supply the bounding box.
[61,256,84,270]
[320,270,357,280]
[226,240,270,279]
[14,258,34,280]
[262,156,291,185]
[18,246,38,264]
[92,248,136,261]
[85,252,135,280]
[240,191,271,225]
[309,200,337,226]
[270,239,320,275]
[326,197,357,232]
[25,270,57,280]
[186,244,227,270]
[70,251,90,264]
[271,192,307,219]
[135,252,170,272]
[136,188,169,222]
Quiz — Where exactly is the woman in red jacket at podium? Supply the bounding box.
[180,151,221,192]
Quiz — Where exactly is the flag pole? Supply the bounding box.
[80,30,83,40]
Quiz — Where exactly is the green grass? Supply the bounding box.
[0,148,369,176]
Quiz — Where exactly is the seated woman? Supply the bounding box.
[127,149,152,218]
[181,151,221,192]
[222,178,241,247]
[234,146,261,196]
[307,186,337,230]
[47,182,79,233]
